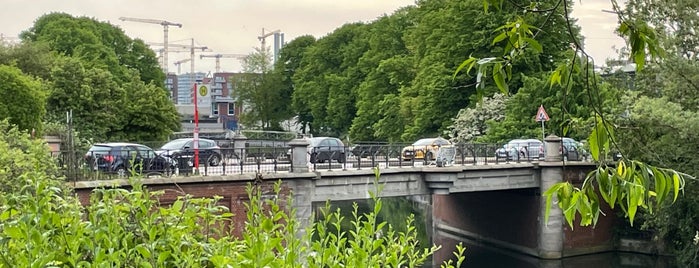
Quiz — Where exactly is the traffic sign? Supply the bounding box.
[536,105,550,122]
[199,85,208,97]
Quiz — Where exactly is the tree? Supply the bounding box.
[350,9,416,142]
[21,12,164,87]
[0,65,46,132]
[46,56,125,141]
[447,93,507,143]
[234,47,290,130]
[11,13,180,142]
[292,23,368,136]
[273,35,316,132]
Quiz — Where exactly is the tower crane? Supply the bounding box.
[119,17,182,74]
[258,28,281,52]
[155,47,211,68]
[173,59,191,74]
[148,39,208,75]
[200,54,247,73]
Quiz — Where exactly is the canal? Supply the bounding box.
[322,197,677,268]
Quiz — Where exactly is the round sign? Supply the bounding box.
[199,85,208,96]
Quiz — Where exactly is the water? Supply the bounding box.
[322,197,678,268]
[454,238,677,268]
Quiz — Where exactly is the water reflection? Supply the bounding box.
[451,237,677,268]
[318,196,677,268]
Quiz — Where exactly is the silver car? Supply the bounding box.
[496,139,544,161]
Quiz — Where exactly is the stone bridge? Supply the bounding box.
[71,136,616,265]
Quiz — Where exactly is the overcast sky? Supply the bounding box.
[2,0,625,73]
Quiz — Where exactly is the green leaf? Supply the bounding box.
[492,31,508,45]
[135,244,151,258]
[453,57,477,79]
[672,171,681,203]
[523,37,542,52]
[492,63,508,94]
[543,183,566,224]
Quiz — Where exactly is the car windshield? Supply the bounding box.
[160,139,190,150]
[88,145,112,154]
[413,139,435,146]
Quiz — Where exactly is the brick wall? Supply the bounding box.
[72,178,291,237]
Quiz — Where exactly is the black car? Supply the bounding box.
[308,137,346,163]
[156,138,223,167]
[85,143,175,176]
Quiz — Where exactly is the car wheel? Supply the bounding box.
[338,152,346,163]
[116,166,126,177]
[208,154,221,166]
[310,152,318,164]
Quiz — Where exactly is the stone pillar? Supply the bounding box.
[539,135,564,259]
[288,138,310,173]
[233,132,247,160]
[285,178,315,238]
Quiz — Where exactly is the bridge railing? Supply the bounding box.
[55,141,553,181]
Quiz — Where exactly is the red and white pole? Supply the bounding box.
[193,83,200,172]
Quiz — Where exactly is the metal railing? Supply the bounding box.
[56,142,576,181]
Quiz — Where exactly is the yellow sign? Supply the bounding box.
[199,85,208,97]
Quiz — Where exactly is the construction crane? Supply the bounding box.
[258,28,281,52]
[155,47,211,68]
[200,54,247,73]
[148,39,208,75]
[119,17,182,74]
[173,59,191,74]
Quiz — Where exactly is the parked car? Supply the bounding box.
[401,137,452,161]
[495,139,544,161]
[307,137,346,163]
[561,137,586,161]
[156,138,222,167]
[85,142,176,176]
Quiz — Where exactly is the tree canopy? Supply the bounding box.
[0,12,180,142]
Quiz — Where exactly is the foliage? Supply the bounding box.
[447,93,507,143]
[233,47,290,131]
[3,13,181,142]
[0,123,466,267]
[282,0,575,141]
[467,1,694,247]
[0,120,62,194]
[0,65,46,132]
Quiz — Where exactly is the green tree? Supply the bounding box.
[350,9,416,142]
[0,65,46,132]
[21,12,164,87]
[234,47,290,130]
[273,35,316,132]
[13,13,180,142]
[46,57,125,141]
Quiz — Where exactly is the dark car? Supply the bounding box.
[307,137,346,164]
[561,137,587,161]
[85,143,175,176]
[156,138,222,167]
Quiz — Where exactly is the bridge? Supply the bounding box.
[69,136,618,266]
